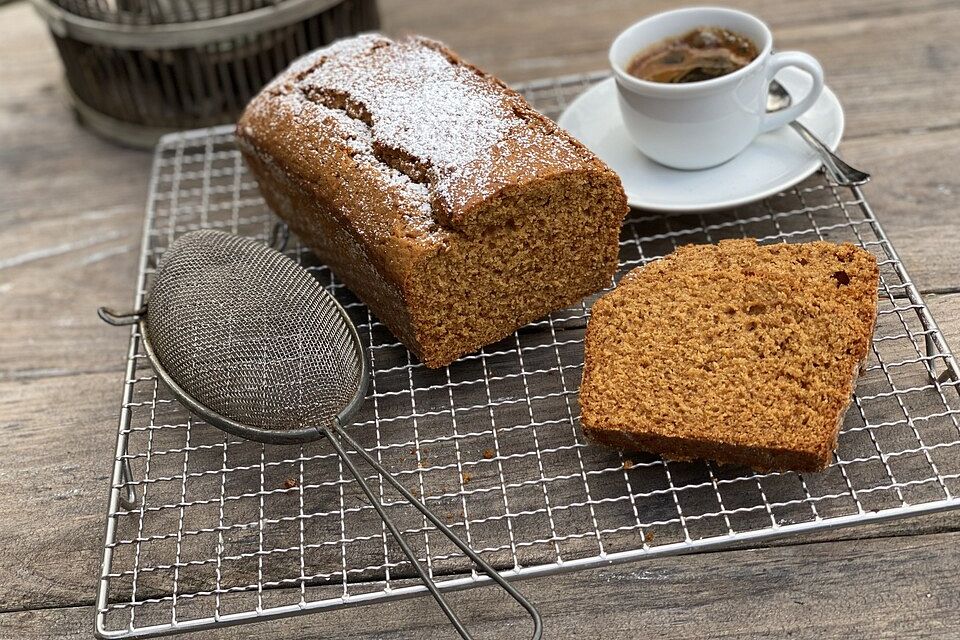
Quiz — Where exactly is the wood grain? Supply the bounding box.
[2,294,959,612]
[842,129,960,294]
[1,0,959,637]
[380,1,960,140]
[3,1,960,380]
[2,531,958,639]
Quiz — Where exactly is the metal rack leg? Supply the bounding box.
[119,451,137,509]
[920,314,958,384]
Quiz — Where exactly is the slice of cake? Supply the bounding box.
[579,239,879,472]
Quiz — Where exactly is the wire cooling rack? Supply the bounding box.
[96,72,960,638]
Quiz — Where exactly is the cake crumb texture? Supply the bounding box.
[580,239,879,472]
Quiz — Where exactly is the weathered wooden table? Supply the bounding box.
[2,1,959,637]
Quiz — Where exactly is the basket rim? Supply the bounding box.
[64,81,200,150]
[30,0,349,49]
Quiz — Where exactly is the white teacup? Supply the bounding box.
[609,7,824,170]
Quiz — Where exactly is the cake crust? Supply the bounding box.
[579,240,879,472]
[237,34,627,367]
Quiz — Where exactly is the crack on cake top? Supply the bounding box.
[288,34,584,229]
[297,84,441,241]
[305,85,435,187]
[246,84,439,244]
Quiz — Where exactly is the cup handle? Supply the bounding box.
[760,51,825,134]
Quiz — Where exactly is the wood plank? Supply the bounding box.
[0,3,152,222]
[5,0,960,199]
[2,298,959,613]
[4,1,960,222]
[2,113,960,381]
[3,1,960,380]
[0,205,143,380]
[2,0,960,631]
[841,128,960,295]
[0,5,152,378]
[928,293,960,349]
[379,1,960,140]
[3,530,958,638]
[0,372,118,611]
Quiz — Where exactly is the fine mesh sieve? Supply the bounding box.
[99,229,542,639]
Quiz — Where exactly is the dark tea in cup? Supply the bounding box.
[610,7,825,168]
[626,27,759,83]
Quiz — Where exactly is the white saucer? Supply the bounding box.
[557,67,844,212]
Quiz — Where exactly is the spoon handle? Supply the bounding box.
[789,121,871,186]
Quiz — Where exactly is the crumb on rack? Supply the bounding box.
[462,472,472,484]
[283,478,298,490]
[482,449,495,460]
[645,531,655,543]
[623,459,634,470]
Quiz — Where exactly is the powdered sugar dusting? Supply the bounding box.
[253,34,588,236]
[294,35,586,226]
[263,87,438,243]
[313,41,510,180]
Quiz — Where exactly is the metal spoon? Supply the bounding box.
[767,80,870,186]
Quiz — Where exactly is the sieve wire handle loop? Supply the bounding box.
[98,306,145,326]
[322,423,543,640]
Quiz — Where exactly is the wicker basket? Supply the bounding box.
[31,0,379,148]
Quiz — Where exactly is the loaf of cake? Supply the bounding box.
[580,239,879,472]
[237,34,628,368]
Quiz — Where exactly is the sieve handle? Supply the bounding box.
[322,423,543,640]
[98,306,145,326]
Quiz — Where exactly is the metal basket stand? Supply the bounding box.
[30,0,379,148]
